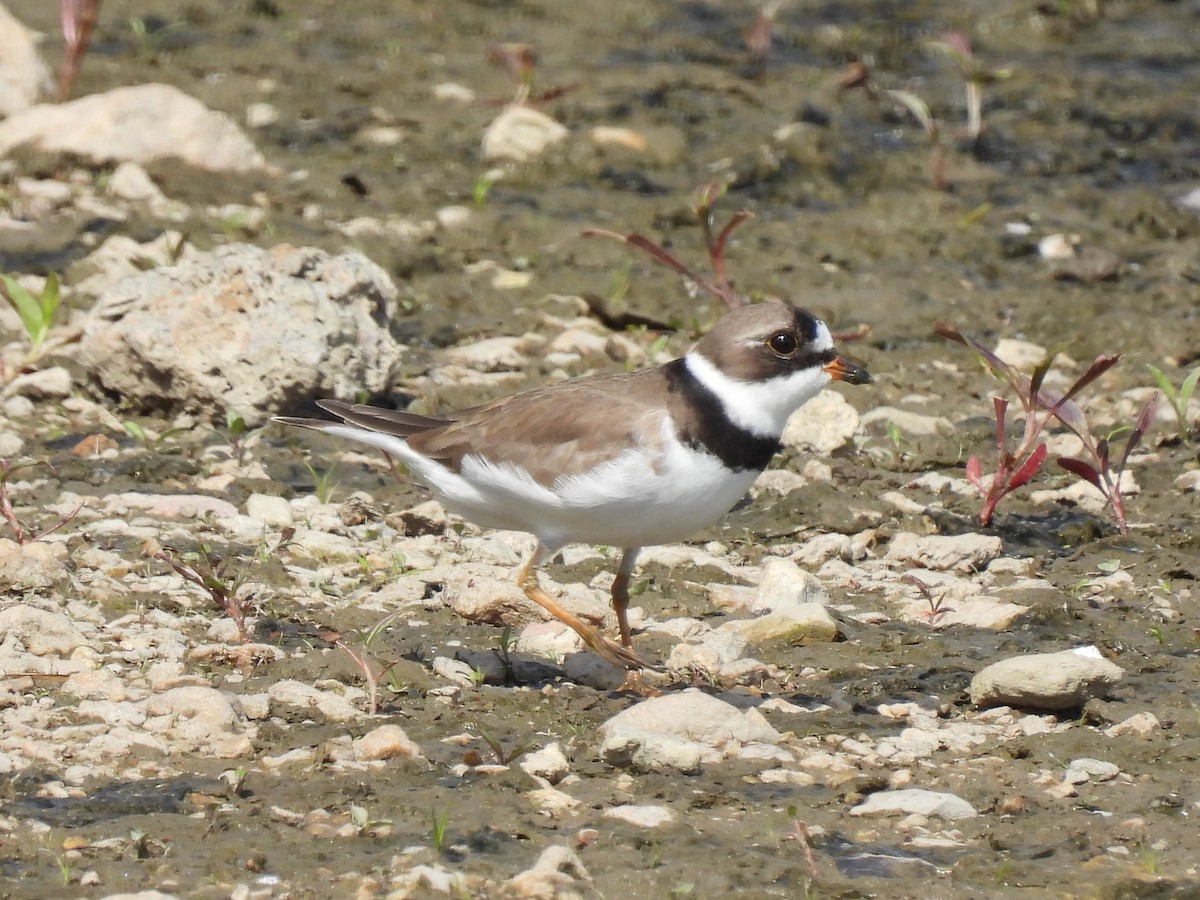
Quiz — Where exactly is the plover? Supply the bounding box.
[275,299,870,669]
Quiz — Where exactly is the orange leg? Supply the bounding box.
[516,543,655,671]
[611,548,641,648]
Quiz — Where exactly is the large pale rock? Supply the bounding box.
[0,5,51,116]
[722,603,838,645]
[78,244,404,425]
[850,788,978,820]
[145,686,253,756]
[782,390,861,453]
[970,649,1125,710]
[0,83,264,171]
[755,558,831,610]
[886,532,1002,574]
[353,724,424,762]
[0,539,70,590]
[0,604,88,655]
[598,689,781,771]
[268,679,362,722]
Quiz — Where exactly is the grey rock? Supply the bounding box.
[970,649,1125,710]
[78,243,404,425]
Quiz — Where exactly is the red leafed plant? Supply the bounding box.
[937,324,1155,533]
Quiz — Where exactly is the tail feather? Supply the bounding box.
[274,400,453,439]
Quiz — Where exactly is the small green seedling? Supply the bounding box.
[1149,363,1199,442]
[0,272,63,356]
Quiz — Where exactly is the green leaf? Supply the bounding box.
[1148,366,1177,404]
[225,409,246,437]
[0,273,49,349]
[1180,365,1200,409]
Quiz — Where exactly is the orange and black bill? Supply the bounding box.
[824,355,872,385]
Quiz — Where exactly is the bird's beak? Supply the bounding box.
[824,355,872,385]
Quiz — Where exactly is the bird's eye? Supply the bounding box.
[767,332,799,356]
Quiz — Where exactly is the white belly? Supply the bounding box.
[413,435,762,550]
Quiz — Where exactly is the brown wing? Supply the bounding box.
[405,369,674,486]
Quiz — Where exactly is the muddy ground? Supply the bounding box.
[2,0,1199,897]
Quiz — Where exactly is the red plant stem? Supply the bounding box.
[57,0,101,101]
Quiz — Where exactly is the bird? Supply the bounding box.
[275,299,870,670]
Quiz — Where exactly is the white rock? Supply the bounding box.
[782,390,861,453]
[505,845,590,898]
[993,338,1048,369]
[861,407,953,436]
[666,629,748,672]
[519,742,570,784]
[0,430,23,457]
[723,604,838,645]
[792,533,853,566]
[0,5,51,116]
[482,105,568,163]
[443,335,532,372]
[886,532,1003,573]
[3,366,72,399]
[516,620,584,660]
[599,688,781,764]
[1104,711,1160,738]
[1175,471,1200,492]
[0,603,88,655]
[432,655,479,687]
[970,649,1125,710]
[850,788,978,820]
[0,83,265,171]
[603,804,675,828]
[245,493,294,527]
[754,558,831,610]
[0,540,70,591]
[353,725,424,762]
[246,101,279,128]
[79,243,404,426]
[102,492,238,520]
[598,730,705,774]
[435,205,472,229]
[1039,233,1077,260]
[433,82,475,104]
[71,232,200,299]
[1067,757,1120,781]
[107,162,167,203]
[440,569,548,628]
[268,679,362,722]
[61,669,130,701]
[145,686,252,755]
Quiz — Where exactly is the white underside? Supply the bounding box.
[317,419,760,550]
